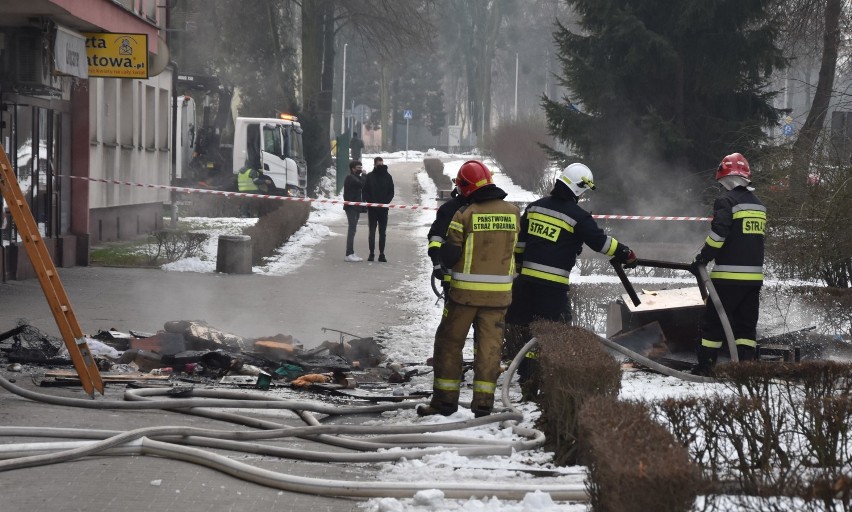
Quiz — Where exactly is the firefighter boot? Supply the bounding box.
[416,401,459,417]
[693,345,718,377]
[470,392,494,418]
[417,388,460,417]
[736,345,756,361]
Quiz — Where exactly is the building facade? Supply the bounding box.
[0,0,171,280]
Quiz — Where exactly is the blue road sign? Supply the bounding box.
[403,109,413,120]
[783,124,794,136]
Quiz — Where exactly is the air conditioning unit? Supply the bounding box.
[0,27,62,94]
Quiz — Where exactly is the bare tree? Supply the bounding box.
[437,0,509,144]
[785,0,846,195]
[298,0,434,192]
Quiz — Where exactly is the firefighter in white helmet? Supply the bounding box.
[505,162,637,398]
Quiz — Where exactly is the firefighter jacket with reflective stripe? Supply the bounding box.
[442,186,519,307]
[237,166,260,192]
[515,189,624,289]
[698,187,765,285]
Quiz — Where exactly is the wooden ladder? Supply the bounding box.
[0,143,103,396]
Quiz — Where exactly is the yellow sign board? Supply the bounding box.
[84,32,148,78]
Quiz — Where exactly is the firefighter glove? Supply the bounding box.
[693,253,709,266]
[614,245,638,268]
[432,264,449,282]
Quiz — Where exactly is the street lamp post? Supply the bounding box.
[514,52,519,121]
[341,43,347,135]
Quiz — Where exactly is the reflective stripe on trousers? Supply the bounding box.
[430,302,506,412]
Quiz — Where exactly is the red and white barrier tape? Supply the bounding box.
[65,175,711,221]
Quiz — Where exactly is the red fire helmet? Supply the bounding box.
[454,160,494,197]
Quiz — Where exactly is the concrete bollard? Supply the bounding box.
[423,157,444,175]
[216,235,252,274]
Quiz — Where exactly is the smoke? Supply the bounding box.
[579,132,717,261]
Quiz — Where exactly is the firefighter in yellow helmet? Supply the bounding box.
[418,160,520,418]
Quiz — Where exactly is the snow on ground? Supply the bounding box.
[162,217,258,273]
[158,152,798,511]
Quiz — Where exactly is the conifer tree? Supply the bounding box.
[543,0,787,209]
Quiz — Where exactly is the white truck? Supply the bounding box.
[174,74,307,197]
[232,115,307,197]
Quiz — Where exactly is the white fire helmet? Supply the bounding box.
[559,163,596,197]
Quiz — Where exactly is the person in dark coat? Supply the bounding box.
[362,157,395,262]
[350,132,364,162]
[342,160,366,262]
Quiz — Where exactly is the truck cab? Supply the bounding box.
[233,115,307,197]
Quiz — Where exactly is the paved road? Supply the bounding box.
[1,160,428,343]
[0,159,431,512]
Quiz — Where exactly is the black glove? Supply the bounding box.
[432,264,449,282]
[614,245,638,268]
[693,253,709,266]
[691,254,711,273]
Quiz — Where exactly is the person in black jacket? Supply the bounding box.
[505,163,636,397]
[350,132,364,162]
[342,160,366,262]
[362,157,395,262]
[692,153,766,375]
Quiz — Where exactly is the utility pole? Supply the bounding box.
[481,101,485,140]
[341,43,347,135]
[514,52,519,121]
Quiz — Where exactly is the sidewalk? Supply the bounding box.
[0,160,431,512]
[0,161,427,343]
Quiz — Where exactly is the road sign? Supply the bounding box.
[403,109,413,120]
[353,104,372,122]
[783,124,794,137]
[448,125,461,147]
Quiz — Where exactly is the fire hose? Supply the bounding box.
[696,264,739,362]
[0,257,726,501]
[0,374,586,501]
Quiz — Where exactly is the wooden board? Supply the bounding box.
[44,370,170,382]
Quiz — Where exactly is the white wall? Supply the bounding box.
[88,70,172,209]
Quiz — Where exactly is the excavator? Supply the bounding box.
[175,74,307,196]
[175,73,235,188]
